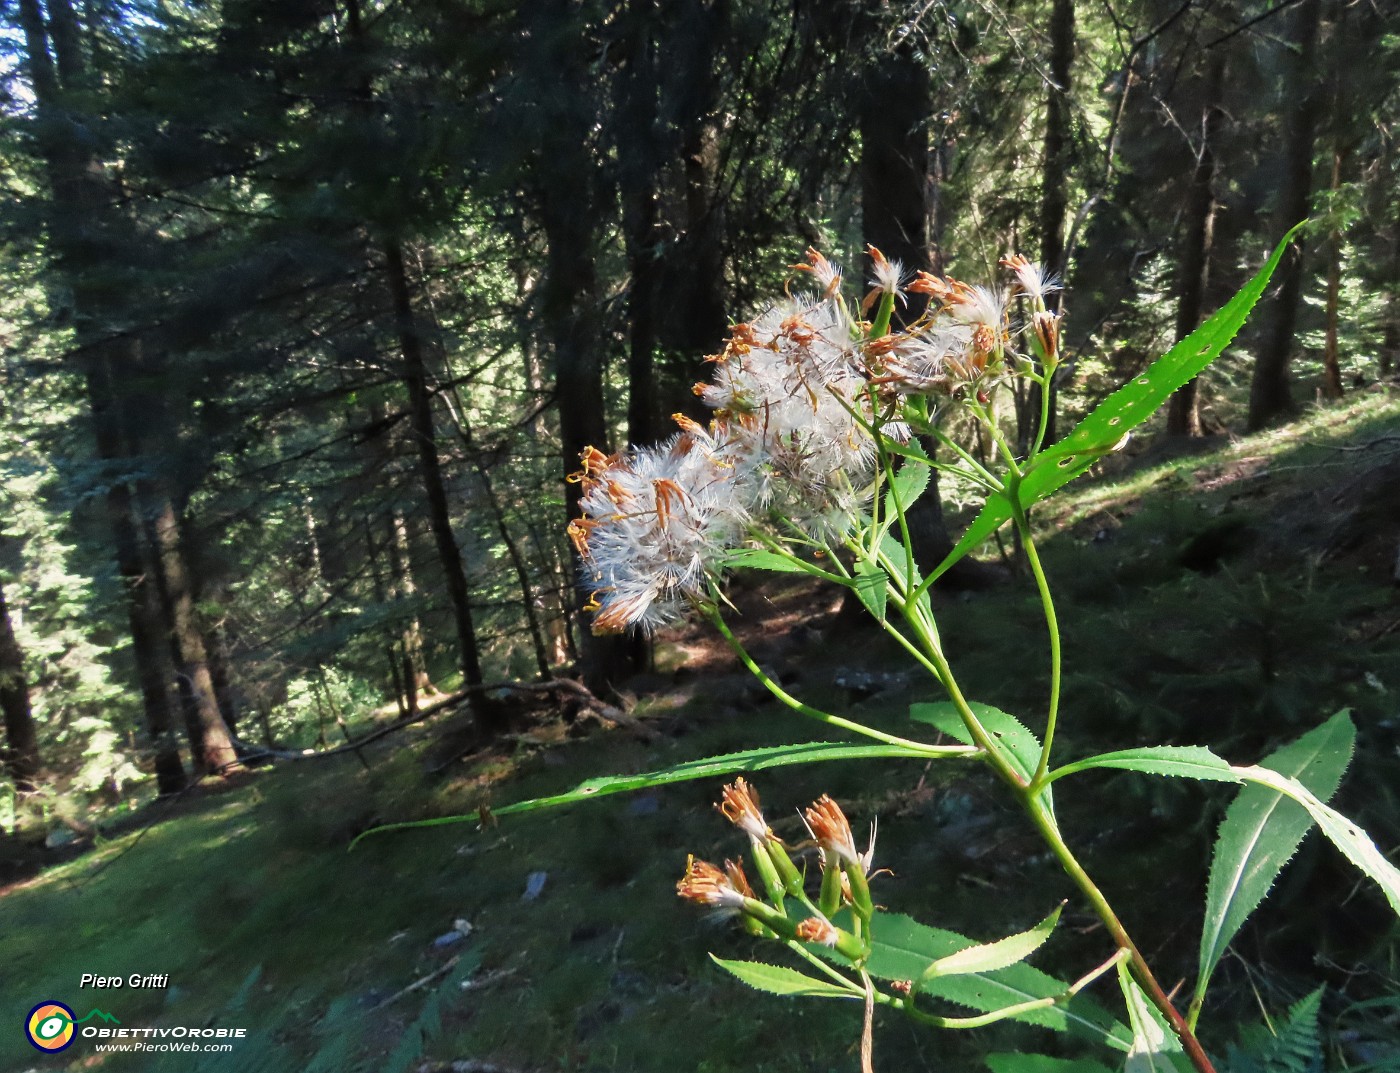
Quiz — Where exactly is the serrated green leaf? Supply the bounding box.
[854,558,888,621]
[884,460,931,519]
[878,532,924,593]
[1195,711,1355,1008]
[711,956,860,1000]
[1118,963,1193,1073]
[1020,223,1304,502]
[911,701,1044,786]
[922,905,1062,980]
[1050,746,1241,785]
[864,913,1131,1049]
[918,226,1302,590]
[1233,763,1400,915]
[350,740,939,847]
[720,547,813,573]
[985,1054,1115,1073]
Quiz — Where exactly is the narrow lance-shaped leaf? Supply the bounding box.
[1232,763,1400,916]
[919,904,1063,983]
[350,740,963,848]
[720,547,815,574]
[711,957,860,1000]
[1048,746,1241,785]
[1195,711,1355,1010]
[919,225,1303,588]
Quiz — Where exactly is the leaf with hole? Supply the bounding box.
[911,701,1044,786]
[918,225,1302,588]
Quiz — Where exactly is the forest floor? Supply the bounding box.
[3,390,1400,1073]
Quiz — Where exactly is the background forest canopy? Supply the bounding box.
[0,0,1396,828]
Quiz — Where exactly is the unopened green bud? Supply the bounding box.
[766,839,805,897]
[748,837,786,909]
[844,862,874,921]
[819,859,843,918]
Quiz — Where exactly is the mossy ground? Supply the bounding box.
[3,393,1399,1073]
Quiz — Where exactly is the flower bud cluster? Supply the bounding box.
[677,779,874,962]
[570,248,1061,633]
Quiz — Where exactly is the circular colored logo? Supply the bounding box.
[26,1001,76,1052]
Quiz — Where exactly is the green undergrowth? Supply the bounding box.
[3,394,1399,1073]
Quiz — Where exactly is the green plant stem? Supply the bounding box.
[903,947,1130,1031]
[1023,797,1219,1073]
[885,551,1217,1072]
[888,587,1027,791]
[704,606,979,760]
[785,941,866,995]
[1015,512,1062,789]
[1028,368,1055,459]
[969,399,1024,478]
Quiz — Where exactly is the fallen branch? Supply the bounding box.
[229,678,659,766]
[368,955,460,1013]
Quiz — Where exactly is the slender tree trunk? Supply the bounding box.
[1321,143,1346,400]
[1320,6,1350,401]
[1168,55,1227,436]
[858,9,971,582]
[0,581,41,793]
[385,511,431,710]
[1248,0,1321,430]
[535,0,641,694]
[18,0,187,793]
[382,242,494,725]
[1030,0,1076,447]
[619,0,662,447]
[667,0,730,367]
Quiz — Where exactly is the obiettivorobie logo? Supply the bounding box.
[25,1001,120,1053]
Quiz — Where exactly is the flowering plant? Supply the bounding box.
[367,227,1400,1073]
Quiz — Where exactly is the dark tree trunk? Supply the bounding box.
[1168,54,1227,437]
[0,581,41,793]
[1320,9,1350,402]
[670,0,731,362]
[18,0,187,793]
[858,10,966,581]
[148,498,240,773]
[382,241,497,727]
[618,0,662,447]
[535,0,641,695]
[1248,0,1321,430]
[1321,143,1347,400]
[1030,0,1076,447]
